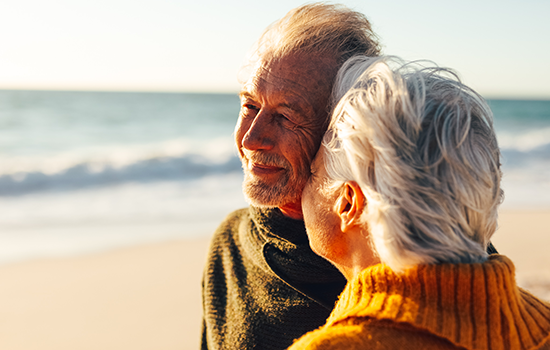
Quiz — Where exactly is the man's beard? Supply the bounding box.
[240,150,307,208]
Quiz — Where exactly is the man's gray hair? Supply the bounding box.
[240,3,381,82]
[323,56,503,272]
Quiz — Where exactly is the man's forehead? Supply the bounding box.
[240,54,337,113]
[249,54,333,88]
[240,72,304,102]
[244,63,304,94]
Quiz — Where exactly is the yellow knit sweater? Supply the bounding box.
[288,255,550,350]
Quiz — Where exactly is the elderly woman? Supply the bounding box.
[289,56,550,350]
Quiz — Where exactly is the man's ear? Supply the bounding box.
[335,182,365,232]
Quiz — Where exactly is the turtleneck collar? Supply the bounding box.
[327,255,550,350]
[241,206,346,309]
[249,206,309,244]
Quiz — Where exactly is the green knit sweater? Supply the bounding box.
[201,206,347,350]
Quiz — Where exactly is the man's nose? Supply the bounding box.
[242,111,274,151]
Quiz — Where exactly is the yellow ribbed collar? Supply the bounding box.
[327,255,550,350]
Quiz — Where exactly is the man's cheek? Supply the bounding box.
[235,119,249,147]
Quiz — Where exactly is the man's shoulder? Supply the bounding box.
[220,207,250,224]
[207,207,251,248]
[213,207,250,235]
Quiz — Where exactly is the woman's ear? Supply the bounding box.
[335,182,365,232]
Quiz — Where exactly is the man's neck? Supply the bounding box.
[278,202,303,220]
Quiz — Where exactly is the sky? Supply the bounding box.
[0,0,549,98]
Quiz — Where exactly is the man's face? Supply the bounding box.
[235,53,335,213]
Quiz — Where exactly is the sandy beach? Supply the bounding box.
[0,238,209,350]
[0,209,548,350]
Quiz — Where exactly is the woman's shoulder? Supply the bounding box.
[288,318,465,350]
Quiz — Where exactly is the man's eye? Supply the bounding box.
[273,113,292,123]
[244,104,259,111]
[277,114,298,128]
[241,104,259,118]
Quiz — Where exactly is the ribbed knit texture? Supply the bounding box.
[201,206,347,350]
[289,255,550,350]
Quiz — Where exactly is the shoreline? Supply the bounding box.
[0,209,548,350]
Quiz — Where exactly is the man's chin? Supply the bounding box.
[242,186,283,208]
[242,178,295,208]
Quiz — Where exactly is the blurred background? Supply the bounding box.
[0,0,549,348]
[1,0,549,265]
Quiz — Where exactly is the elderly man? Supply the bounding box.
[200,4,381,350]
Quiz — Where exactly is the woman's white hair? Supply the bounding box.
[323,56,503,272]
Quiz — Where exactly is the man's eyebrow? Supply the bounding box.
[239,91,255,100]
[238,91,309,117]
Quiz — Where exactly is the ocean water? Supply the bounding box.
[0,90,247,263]
[0,90,549,264]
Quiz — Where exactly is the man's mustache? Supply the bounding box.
[240,149,290,170]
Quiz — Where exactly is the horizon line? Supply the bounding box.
[0,87,549,101]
